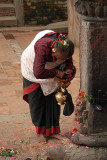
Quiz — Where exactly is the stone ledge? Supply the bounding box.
[0,3,14,7]
[0,16,17,27]
[46,21,68,33]
[71,133,107,147]
[81,15,107,22]
[0,26,46,32]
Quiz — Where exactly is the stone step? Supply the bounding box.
[0,3,16,17]
[0,16,17,27]
[0,0,13,3]
[46,21,68,33]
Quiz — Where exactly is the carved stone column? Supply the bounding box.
[68,0,80,47]
[71,0,107,146]
[14,0,24,26]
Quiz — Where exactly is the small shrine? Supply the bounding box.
[71,0,107,146]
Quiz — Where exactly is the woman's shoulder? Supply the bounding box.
[34,37,55,49]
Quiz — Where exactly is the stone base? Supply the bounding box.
[71,133,107,147]
[47,142,107,160]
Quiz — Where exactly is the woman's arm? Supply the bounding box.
[33,46,57,79]
[66,57,73,65]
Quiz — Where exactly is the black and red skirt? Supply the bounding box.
[23,77,60,136]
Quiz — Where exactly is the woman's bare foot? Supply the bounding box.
[37,134,47,143]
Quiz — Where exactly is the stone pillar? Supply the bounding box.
[67,0,80,47]
[14,0,24,26]
[71,0,107,147]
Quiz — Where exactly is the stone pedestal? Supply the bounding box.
[71,0,107,147]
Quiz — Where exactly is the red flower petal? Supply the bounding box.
[85,146,89,149]
[73,128,78,132]
[79,91,85,97]
[68,74,72,78]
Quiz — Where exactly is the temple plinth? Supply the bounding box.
[71,0,107,146]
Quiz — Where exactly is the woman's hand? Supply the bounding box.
[58,81,71,88]
[55,70,65,79]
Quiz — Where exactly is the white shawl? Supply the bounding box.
[21,30,59,96]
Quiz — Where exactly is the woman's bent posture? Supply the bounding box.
[21,30,74,143]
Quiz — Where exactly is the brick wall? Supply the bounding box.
[24,0,67,26]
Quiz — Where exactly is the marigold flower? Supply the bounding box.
[61,40,64,45]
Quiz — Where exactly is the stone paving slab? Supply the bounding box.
[13,31,40,50]
[0,30,80,159]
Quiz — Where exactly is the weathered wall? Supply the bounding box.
[68,0,80,47]
[24,0,67,26]
[0,0,13,3]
